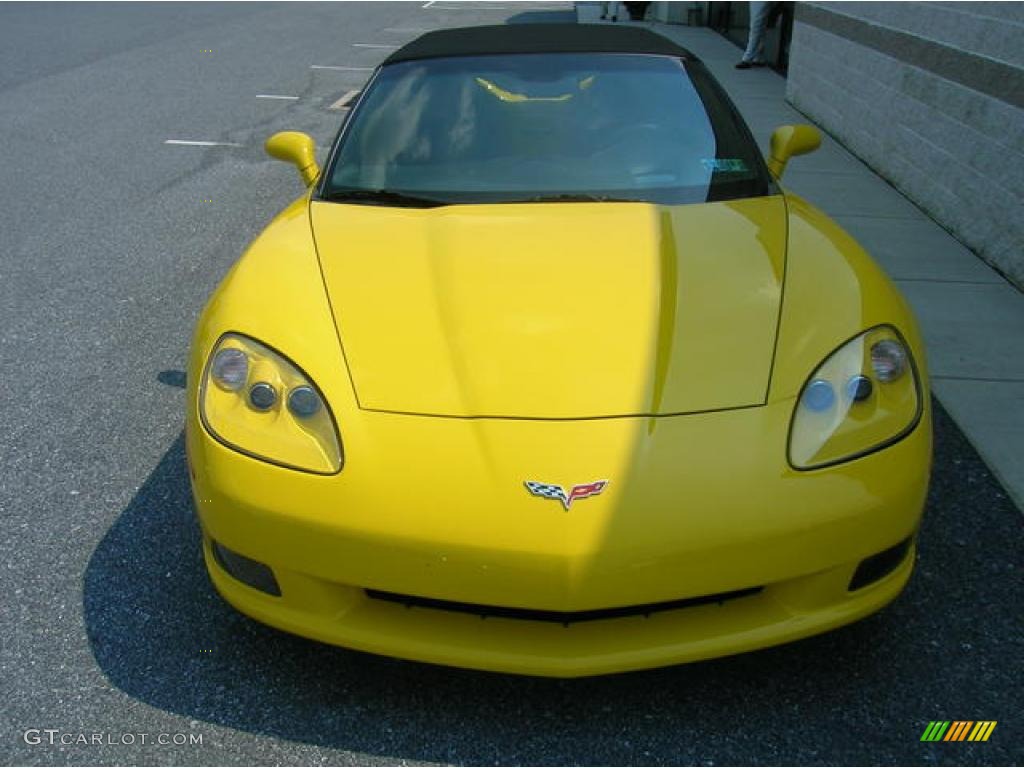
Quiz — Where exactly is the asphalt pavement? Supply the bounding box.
[1,3,1020,765]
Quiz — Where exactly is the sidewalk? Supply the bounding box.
[577,4,1024,510]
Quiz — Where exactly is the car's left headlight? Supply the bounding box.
[199,333,343,474]
[789,325,921,470]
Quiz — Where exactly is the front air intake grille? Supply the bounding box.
[848,537,913,591]
[365,586,763,625]
[211,540,281,597]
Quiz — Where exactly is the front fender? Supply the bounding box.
[186,196,359,441]
[770,193,930,404]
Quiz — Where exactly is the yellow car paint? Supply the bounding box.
[474,76,574,102]
[264,131,321,187]
[203,534,917,678]
[186,186,931,677]
[767,125,822,180]
[308,196,786,418]
[474,75,598,103]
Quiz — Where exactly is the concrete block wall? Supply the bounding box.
[785,2,1024,289]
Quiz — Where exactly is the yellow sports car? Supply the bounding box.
[186,24,931,677]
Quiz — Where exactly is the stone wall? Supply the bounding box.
[786,2,1024,289]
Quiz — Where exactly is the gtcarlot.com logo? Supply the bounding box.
[24,729,203,747]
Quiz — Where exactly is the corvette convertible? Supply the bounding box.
[186,24,931,676]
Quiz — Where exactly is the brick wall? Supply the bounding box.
[786,2,1024,289]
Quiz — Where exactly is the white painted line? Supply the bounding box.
[426,2,529,7]
[164,139,243,147]
[310,65,374,71]
[256,94,299,100]
[353,43,399,49]
[422,1,435,7]
[329,89,361,111]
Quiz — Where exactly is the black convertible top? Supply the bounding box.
[384,23,697,65]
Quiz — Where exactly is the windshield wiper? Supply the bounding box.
[513,193,638,204]
[325,189,639,207]
[325,188,447,208]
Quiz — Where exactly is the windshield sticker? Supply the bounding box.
[701,158,748,173]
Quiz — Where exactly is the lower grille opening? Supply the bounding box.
[848,537,912,591]
[365,586,763,625]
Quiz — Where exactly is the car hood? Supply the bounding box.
[309,196,787,418]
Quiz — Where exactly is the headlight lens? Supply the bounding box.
[287,385,322,418]
[200,333,342,473]
[789,326,920,469]
[210,347,248,391]
[870,339,907,382]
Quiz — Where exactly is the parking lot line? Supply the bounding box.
[310,65,373,71]
[164,140,243,147]
[255,94,299,100]
[329,90,361,110]
[420,2,569,8]
[425,3,512,8]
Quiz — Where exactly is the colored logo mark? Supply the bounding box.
[524,480,608,510]
[920,721,997,742]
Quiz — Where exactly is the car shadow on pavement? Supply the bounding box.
[83,399,1021,765]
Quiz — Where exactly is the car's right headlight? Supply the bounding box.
[199,333,343,474]
[789,325,921,470]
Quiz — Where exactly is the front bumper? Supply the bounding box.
[187,399,930,677]
[204,535,914,677]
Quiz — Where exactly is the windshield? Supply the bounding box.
[324,53,774,206]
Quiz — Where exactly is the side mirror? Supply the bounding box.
[766,124,821,180]
[265,131,321,187]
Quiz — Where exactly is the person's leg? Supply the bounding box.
[739,1,772,65]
